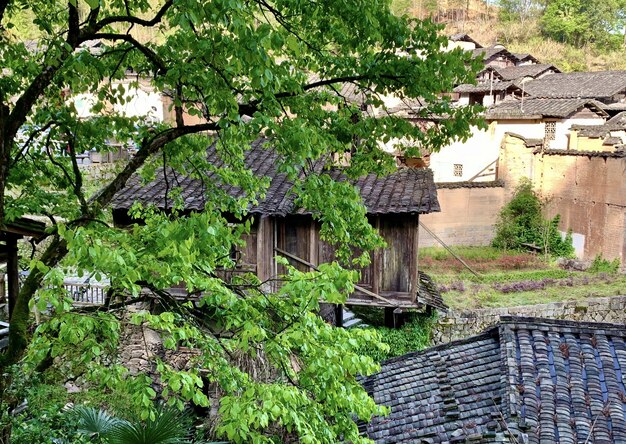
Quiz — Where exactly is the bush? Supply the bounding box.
[358,314,435,362]
[588,255,621,274]
[492,179,574,258]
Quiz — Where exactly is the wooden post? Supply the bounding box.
[334,305,343,328]
[409,215,419,303]
[384,307,396,328]
[6,235,19,321]
[371,216,380,296]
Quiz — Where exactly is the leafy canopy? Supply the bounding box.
[0,0,480,442]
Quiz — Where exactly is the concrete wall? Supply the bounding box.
[420,183,506,247]
[432,295,626,344]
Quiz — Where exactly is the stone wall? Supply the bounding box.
[432,295,626,344]
[420,182,506,247]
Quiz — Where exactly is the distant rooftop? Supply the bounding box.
[486,97,608,119]
[523,71,626,99]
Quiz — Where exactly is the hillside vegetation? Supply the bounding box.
[394,0,626,71]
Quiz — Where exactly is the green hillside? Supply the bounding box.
[393,0,626,71]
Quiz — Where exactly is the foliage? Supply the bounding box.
[0,0,481,442]
[588,255,621,274]
[497,0,542,24]
[357,315,435,362]
[1,367,151,444]
[540,0,626,48]
[492,179,574,258]
[75,405,191,444]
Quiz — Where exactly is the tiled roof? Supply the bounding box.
[570,112,626,138]
[111,139,440,216]
[512,53,540,64]
[436,179,505,189]
[416,271,446,311]
[471,46,514,62]
[607,111,626,127]
[486,97,608,119]
[362,329,504,443]
[449,33,483,48]
[571,124,612,138]
[494,64,559,81]
[362,316,626,443]
[454,80,520,93]
[540,149,626,158]
[523,71,626,99]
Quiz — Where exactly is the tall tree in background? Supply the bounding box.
[540,0,626,47]
[497,0,543,25]
[0,0,480,442]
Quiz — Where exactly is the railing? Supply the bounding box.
[64,282,108,305]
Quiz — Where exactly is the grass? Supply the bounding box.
[420,247,626,310]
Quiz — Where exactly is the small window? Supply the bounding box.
[453,164,463,177]
[544,121,556,141]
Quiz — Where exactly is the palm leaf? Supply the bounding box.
[74,405,123,438]
[107,406,190,444]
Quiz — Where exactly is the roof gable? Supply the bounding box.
[111,139,440,217]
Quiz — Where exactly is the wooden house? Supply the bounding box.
[112,139,446,315]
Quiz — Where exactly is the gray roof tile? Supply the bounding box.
[523,71,626,99]
[486,97,608,119]
[363,316,626,443]
[112,139,440,216]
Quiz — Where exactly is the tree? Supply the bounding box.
[497,0,543,25]
[540,0,626,47]
[0,1,480,442]
[492,179,574,257]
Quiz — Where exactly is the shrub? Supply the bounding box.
[358,314,435,362]
[492,179,575,258]
[588,255,621,274]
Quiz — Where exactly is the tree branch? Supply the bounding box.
[86,33,168,74]
[95,0,173,30]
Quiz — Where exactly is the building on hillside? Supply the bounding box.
[471,45,518,69]
[428,97,607,183]
[511,52,540,66]
[522,70,626,105]
[478,64,560,83]
[361,316,626,443]
[454,80,523,107]
[446,33,483,51]
[111,139,447,321]
[569,111,626,151]
[486,97,608,149]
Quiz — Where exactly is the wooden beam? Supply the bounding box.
[274,246,399,307]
